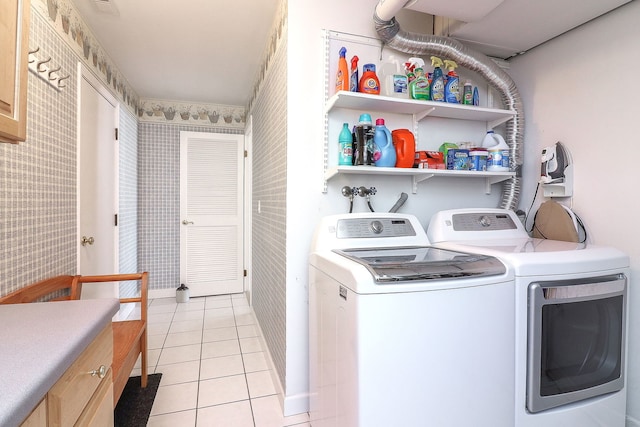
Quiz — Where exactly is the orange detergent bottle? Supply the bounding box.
[335,47,349,93]
[359,63,380,95]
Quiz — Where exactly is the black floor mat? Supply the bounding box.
[114,373,162,427]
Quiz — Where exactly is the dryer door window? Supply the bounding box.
[527,274,626,413]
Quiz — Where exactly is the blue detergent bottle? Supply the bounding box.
[373,118,396,167]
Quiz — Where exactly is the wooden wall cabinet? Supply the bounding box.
[0,0,30,143]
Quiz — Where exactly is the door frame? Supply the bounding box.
[244,116,253,304]
[76,63,119,275]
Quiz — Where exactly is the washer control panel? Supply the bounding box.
[336,217,417,239]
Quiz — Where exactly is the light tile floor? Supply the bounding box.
[129,294,310,427]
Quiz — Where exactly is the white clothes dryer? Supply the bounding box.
[427,208,630,427]
[309,213,516,427]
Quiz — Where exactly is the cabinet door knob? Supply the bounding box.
[88,365,107,379]
[182,220,194,225]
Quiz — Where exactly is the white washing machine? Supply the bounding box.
[427,208,630,427]
[308,213,516,427]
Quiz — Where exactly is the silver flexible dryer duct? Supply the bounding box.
[373,13,524,211]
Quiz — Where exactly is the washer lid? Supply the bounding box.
[333,246,506,283]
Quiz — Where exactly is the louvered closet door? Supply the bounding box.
[180,131,244,297]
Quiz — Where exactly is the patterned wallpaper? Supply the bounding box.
[0,9,78,295]
[250,28,288,389]
[0,7,139,297]
[118,108,139,297]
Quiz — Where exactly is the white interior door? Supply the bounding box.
[78,65,118,299]
[180,131,244,297]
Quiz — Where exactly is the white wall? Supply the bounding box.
[508,2,640,424]
[285,0,514,414]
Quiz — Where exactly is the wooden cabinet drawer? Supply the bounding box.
[48,324,113,427]
[20,398,46,427]
[75,369,114,427]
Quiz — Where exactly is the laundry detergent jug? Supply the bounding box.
[392,129,415,168]
[482,130,510,172]
[373,119,396,167]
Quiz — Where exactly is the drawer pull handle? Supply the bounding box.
[88,365,107,379]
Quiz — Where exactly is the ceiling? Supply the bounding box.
[70,0,631,108]
[70,0,281,107]
[424,0,632,59]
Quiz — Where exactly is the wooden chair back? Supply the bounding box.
[0,275,78,304]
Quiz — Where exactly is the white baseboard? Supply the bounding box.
[283,392,310,417]
[254,312,309,417]
[149,288,177,300]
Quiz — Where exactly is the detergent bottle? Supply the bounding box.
[430,56,445,102]
[349,56,359,92]
[443,60,460,103]
[335,47,349,93]
[338,123,353,165]
[482,130,510,171]
[359,63,381,94]
[373,118,396,167]
[354,114,374,165]
[392,129,415,168]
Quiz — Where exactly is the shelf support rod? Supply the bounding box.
[414,107,436,123]
[488,113,515,130]
[412,173,435,193]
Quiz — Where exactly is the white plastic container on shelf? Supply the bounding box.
[482,130,510,171]
[379,56,408,98]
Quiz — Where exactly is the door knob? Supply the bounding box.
[182,220,194,225]
[81,236,95,246]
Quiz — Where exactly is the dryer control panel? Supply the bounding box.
[427,208,528,243]
[452,213,518,231]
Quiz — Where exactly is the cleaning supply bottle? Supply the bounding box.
[430,56,445,102]
[462,81,473,105]
[354,114,374,165]
[443,60,460,103]
[380,55,408,98]
[373,118,396,167]
[405,57,423,86]
[335,47,349,93]
[409,66,430,100]
[349,56,359,92]
[338,123,353,165]
[482,130,510,171]
[359,63,380,95]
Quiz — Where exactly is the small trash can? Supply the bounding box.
[176,283,190,303]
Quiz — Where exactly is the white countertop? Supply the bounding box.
[0,298,119,427]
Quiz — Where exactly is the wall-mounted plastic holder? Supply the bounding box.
[541,164,573,197]
[27,47,69,92]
